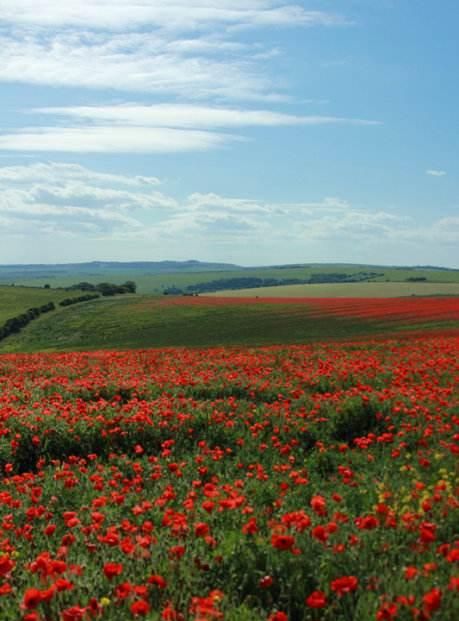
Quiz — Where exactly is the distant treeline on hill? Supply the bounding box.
[0,302,55,342]
[164,272,383,295]
[67,281,137,296]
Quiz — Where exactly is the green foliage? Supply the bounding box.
[59,293,100,306]
[68,280,137,295]
[0,301,55,342]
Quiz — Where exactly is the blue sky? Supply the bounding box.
[0,1,457,267]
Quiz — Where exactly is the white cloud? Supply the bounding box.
[36,104,380,128]
[426,169,447,177]
[0,162,177,237]
[0,126,232,153]
[0,2,343,31]
[0,106,379,155]
[1,162,456,265]
[0,2,344,101]
[0,162,161,187]
[0,30,276,100]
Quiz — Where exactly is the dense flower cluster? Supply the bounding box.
[0,336,457,619]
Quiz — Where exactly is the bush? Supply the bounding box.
[59,294,100,307]
[0,301,55,342]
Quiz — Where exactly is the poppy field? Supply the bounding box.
[0,334,458,621]
[1,294,458,353]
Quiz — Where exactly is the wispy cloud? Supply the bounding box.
[0,2,345,100]
[0,162,161,187]
[0,126,234,154]
[426,169,447,177]
[36,104,381,129]
[0,2,344,31]
[0,105,380,154]
[0,30,277,100]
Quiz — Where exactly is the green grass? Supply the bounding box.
[0,295,456,353]
[206,281,459,298]
[0,285,84,324]
[2,264,459,294]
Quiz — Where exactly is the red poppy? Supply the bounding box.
[376,602,398,620]
[404,566,418,580]
[271,534,295,551]
[305,591,327,608]
[194,522,210,537]
[103,562,123,580]
[268,612,288,621]
[330,576,359,595]
[22,588,43,610]
[131,600,151,616]
[62,606,87,621]
[0,556,14,577]
[148,574,167,589]
[259,575,274,589]
[310,495,327,516]
[423,588,442,614]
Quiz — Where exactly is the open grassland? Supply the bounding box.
[2,264,459,294]
[205,281,459,298]
[0,337,457,620]
[1,295,458,352]
[0,285,83,324]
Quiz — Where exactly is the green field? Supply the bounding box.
[1,295,457,353]
[0,285,85,324]
[206,281,459,298]
[0,297,368,352]
[1,263,459,294]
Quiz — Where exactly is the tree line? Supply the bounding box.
[0,302,55,342]
[59,293,101,307]
[67,281,137,296]
[163,272,383,295]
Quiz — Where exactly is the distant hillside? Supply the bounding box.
[0,261,458,294]
[0,260,241,278]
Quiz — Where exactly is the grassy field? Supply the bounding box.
[1,294,457,352]
[1,264,459,294]
[0,285,84,324]
[206,281,459,298]
[0,297,371,351]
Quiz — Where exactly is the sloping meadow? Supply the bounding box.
[0,337,458,620]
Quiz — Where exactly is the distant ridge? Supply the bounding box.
[1,260,457,272]
[0,260,242,274]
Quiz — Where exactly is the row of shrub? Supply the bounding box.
[68,280,137,295]
[163,271,384,294]
[0,302,55,341]
[59,293,100,307]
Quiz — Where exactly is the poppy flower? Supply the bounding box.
[0,556,14,577]
[103,562,123,580]
[22,588,43,610]
[423,588,442,614]
[310,495,327,516]
[331,576,359,595]
[305,591,327,608]
[271,534,295,551]
[131,600,151,616]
